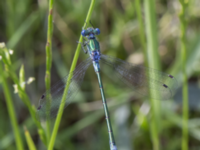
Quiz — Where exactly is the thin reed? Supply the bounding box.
[178,0,189,150]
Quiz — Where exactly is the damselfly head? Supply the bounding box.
[81,27,100,38]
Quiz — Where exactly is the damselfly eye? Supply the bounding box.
[81,30,87,36]
[94,28,100,35]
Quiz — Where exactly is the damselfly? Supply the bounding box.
[37,26,177,150]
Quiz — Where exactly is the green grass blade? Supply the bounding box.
[24,126,37,150]
[0,63,24,150]
[45,0,55,144]
[134,0,147,66]
[48,1,96,150]
[144,0,160,149]
[178,0,189,150]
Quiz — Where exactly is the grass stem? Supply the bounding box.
[45,0,55,144]
[0,63,24,150]
[24,126,37,150]
[48,1,96,149]
[178,1,189,150]
[134,0,147,66]
[144,0,161,149]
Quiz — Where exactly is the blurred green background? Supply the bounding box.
[0,0,200,150]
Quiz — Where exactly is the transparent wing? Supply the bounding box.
[100,54,177,100]
[37,57,92,119]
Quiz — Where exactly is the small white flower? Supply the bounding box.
[13,77,35,93]
[0,43,5,48]
[13,84,19,93]
[27,77,35,84]
[9,49,14,55]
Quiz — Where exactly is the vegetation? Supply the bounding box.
[0,0,200,150]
